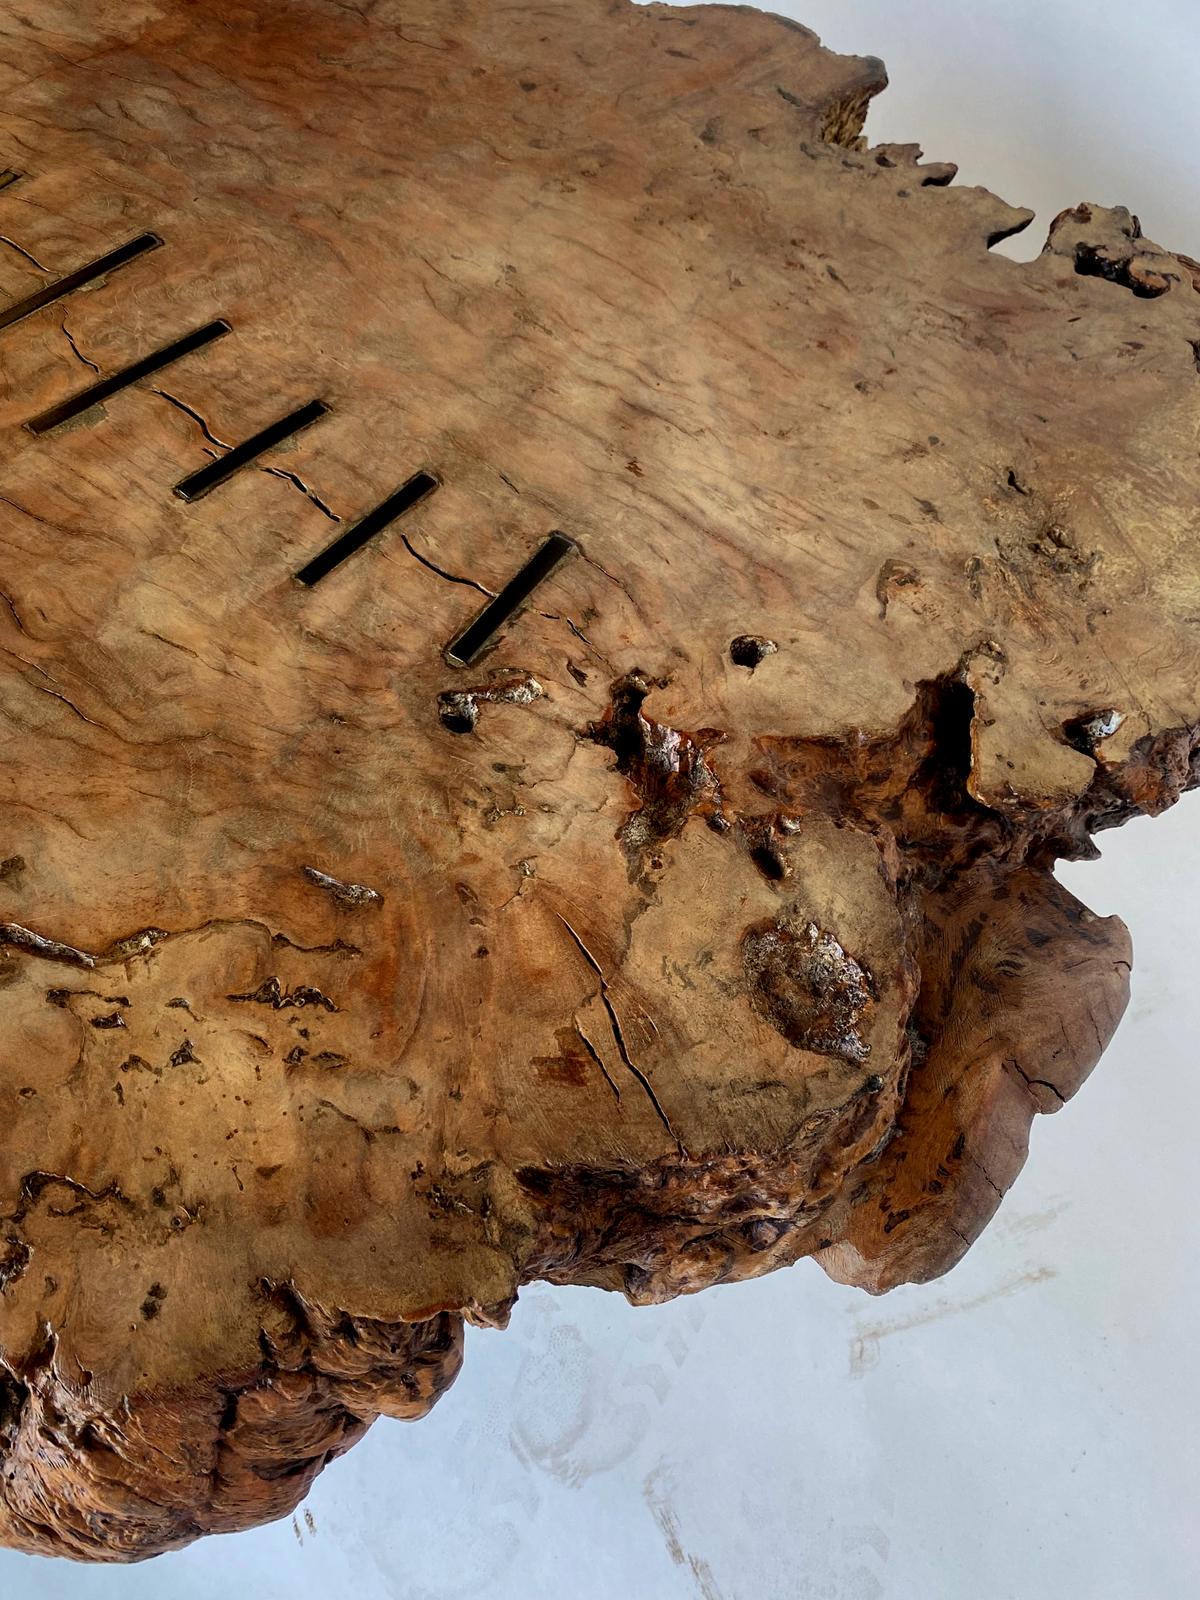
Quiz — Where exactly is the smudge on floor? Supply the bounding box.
[849,1266,1056,1376]
[644,1464,725,1600]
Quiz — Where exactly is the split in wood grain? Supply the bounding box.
[295,471,439,584]
[0,233,161,334]
[173,399,330,502]
[25,321,232,434]
[446,531,578,663]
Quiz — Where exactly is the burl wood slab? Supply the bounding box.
[0,0,1196,1561]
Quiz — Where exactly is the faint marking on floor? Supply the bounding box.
[644,1464,725,1600]
[510,1307,692,1485]
[994,1198,1068,1241]
[849,1266,1056,1377]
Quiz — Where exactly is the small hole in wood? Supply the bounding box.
[25,320,231,435]
[0,233,162,335]
[1062,708,1123,756]
[295,471,439,585]
[730,634,777,669]
[437,694,478,735]
[749,843,787,881]
[173,399,330,502]
[446,531,578,665]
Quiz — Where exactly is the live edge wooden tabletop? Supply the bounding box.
[0,0,1197,1561]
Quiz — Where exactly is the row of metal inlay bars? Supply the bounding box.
[0,196,577,665]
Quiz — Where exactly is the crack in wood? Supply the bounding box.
[29,322,231,434]
[446,533,577,665]
[574,1019,622,1101]
[301,866,383,908]
[0,923,96,969]
[556,913,679,1147]
[264,465,341,523]
[0,234,49,273]
[0,233,162,334]
[296,472,439,584]
[153,388,233,450]
[399,532,495,596]
[59,320,100,373]
[173,399,330,502]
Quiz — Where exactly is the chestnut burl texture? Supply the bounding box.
[0,0,1197,1559]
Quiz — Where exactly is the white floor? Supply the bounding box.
[4,3,1199,1596]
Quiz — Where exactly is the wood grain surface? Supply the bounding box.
[0,0,1196,1559]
